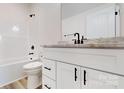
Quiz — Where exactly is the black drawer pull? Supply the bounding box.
[44,67,51,71]
[74,68,77,81]
[29,53,34,55]
[44,84,51,89]
[84,70,86,85]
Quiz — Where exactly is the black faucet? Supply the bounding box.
[74,33,80,44]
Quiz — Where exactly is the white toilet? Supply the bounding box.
[23,61,42,89]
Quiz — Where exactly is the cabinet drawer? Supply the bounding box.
[42,58,56,80]
[42,75,56,89]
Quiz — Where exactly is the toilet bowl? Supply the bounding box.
[23,61,42,89]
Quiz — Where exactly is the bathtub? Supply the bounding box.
[0,57,39,87]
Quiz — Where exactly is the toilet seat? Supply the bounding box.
[23,62,42,70]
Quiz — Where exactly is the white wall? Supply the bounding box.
[29,3,61,56]
[62,3,103,19]
[62,4,121,41]
[62,4,110,41]
[62,12,86,41]
[62,4,104,42]
[0,4,30,65]
[119,4,124,37]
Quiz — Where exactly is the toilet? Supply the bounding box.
[23,61,42,89]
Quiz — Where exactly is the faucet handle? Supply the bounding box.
[81,36,87,44]
[82,36,87,40]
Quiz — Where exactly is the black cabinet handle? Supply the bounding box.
[74,68,77,81]
[44,84,51,89]
[44,67,51,71]
[84,70,86,85]
[29,53,34,55]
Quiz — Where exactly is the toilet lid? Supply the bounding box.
[23,62,42,69]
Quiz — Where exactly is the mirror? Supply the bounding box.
[62,3,120,41]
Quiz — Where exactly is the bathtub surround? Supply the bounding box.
[29,3,61,56]
[0,3,61,88]
[0,4,30,87]
[0,3,61,64]
[0,4,29,65]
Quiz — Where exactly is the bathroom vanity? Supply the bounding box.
[42,44,124,89]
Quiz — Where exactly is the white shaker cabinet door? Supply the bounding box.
[81,68,118,89]
[57,62,81,89]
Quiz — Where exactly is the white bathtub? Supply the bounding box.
[0,59,31,87]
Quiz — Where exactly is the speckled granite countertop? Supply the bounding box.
[43,37,124,49]
[43,44,124,49]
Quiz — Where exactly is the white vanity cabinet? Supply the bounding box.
[43,48,124,89]
[57,62,81,89]
[42,58,56,89]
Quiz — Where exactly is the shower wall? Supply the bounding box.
[0,4,30,86]
[0,4,30,65]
